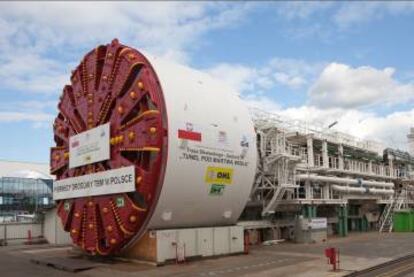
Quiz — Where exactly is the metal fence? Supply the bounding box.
[0,222,43,245]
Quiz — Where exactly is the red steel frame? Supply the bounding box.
[50,39,168,255]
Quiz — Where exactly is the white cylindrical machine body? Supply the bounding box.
[145,55,257,229]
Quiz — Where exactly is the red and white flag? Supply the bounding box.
[178,122,202,142]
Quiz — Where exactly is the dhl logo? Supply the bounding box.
[205,166,233,185]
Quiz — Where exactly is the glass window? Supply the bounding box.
[0,176,54,217]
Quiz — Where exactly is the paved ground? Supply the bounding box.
[343,254,414,277]
[1,232,414,276]
[0,245,74,277]
[275,232,414,259]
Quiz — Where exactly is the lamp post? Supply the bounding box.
[328,121,338,129]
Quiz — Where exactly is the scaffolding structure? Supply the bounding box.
[247,107,414,235]
[250,107,384,155]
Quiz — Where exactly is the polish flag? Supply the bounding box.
[178,122,202,141]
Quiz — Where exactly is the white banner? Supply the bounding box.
[69,123,110,168]
[309,218,327,229]
[53,166,135,200]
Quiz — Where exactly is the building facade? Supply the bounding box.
[0,160,53,222]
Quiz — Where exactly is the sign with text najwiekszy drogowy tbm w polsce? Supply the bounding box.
[53,166,135,200]
[69,123,110,168]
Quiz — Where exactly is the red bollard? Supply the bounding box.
[324,247,339,271]
[244,231,250,254]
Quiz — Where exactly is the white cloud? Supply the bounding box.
[0,100,56,128]
[242,95,281,112]
[0,111,53,123]
[274,72,305,89]
[309,63,414,108]
[276,2,414,28]
[276,2,334,20]
[15,100,57,111]
[280,106,413,151]
[0,2,253,95]
[0,2,251,60]
[205,63,257,93]
[0,53,69,94]
[0,100,56,112]
[1,2,412,151]
[334,2,414,28]
[243,95,413,151]
[268,57,322,88]
[274,2,414,40]
[207,58,413,151]
[205,57,323,94]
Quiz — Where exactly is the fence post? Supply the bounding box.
[27,230,32,245]
[4,224,7,246]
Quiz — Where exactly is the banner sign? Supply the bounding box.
[309,218,328,229]
[69,123,110,168]
[53,166,135,200]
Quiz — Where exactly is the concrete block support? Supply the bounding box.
[123,226,245,264]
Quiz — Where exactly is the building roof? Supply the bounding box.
[0,160,53,179]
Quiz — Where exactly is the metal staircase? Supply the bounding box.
[251,128,300,217]
[378,191,404,233]
[261,182,298,216]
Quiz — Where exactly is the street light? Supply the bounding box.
[328,121,338,129]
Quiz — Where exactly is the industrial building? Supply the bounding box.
[240,108,414,243]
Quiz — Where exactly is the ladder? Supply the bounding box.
[378,192,404,233]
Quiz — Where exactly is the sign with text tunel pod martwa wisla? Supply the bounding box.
[53,166,135,200]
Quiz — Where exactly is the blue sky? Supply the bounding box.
[0,2,413,162]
